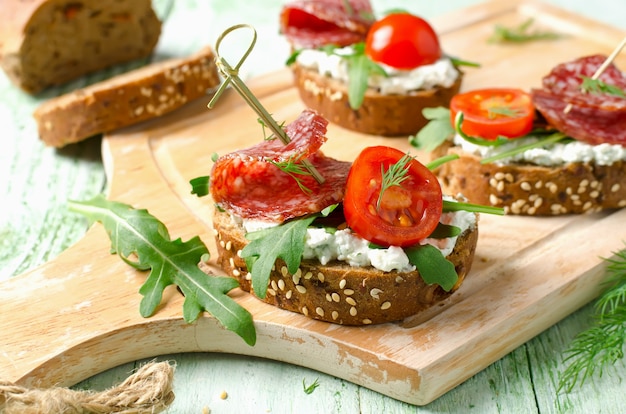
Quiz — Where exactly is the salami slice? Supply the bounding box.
[210,109,351,222]
[531,54,626,145]
[280,0,374,48]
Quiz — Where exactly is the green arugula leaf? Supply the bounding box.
[242,215,318,298]
[303,378,321,394]
[446,55,481,68]
[409,107,455,152]
[558,243,626,393]
[489,18,561,43]
[405,244,458,291]
[68,195,256,346]
[443,200,505,216]
[580,75,626,97]
[190,176,210,197]
[427,223,462,239]
[344,44,387,109]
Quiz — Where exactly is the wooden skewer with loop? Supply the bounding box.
[563,35,626,114]
[208,24,325,184]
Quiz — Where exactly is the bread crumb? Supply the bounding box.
[220,390,228,400]
[202,407,210,414]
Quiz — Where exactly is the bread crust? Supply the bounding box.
[292,63,463,136]
[0,0,161,94]
[211,208,478,325]
[433,141,626,215]
[33,47,221,148]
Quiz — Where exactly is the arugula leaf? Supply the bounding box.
[489,18,561,43]
[409,107,455,152]
[345,43,387,109]
[405,244,458,291]
[558,243,626,393]
[68,195,256,346]
[242,215,318,298]
[580,75,626,97]
[443,200,505,216]
[428,223,461,239]
[190,176,210,197]
[303,378,321,394]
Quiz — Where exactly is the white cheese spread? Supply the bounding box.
[239,198,476,273]
[296,46,459,95]
[453,133,626,166]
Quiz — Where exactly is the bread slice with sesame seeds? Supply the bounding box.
[210,207,479,326]
[33,46,220,148]
[432,141,626,215]
[291,63,463,137]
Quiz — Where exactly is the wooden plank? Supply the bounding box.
[1,0,626,406]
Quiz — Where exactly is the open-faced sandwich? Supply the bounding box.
[412,54,626,215]
[191,107,505,325]
[279,0,467,136]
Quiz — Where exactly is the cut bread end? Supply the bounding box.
[433,141,626,215]
[210,208,479,325]
[291,63,463,136]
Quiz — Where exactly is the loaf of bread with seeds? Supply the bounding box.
[212,207,478,325]
[33,46,220,147]
[0,0,162,94]
[413,55,626,216]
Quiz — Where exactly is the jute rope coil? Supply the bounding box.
[0,361,175,414]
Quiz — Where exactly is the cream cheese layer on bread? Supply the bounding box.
[452,134,626,166]
[296,47,459,95]
[232,197,476,273]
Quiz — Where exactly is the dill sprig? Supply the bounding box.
[377,153,413,209]
[258,117,286,141]
[558,243,626,393]
[267,156,314,194]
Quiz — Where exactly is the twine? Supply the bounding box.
[0,361,175,414]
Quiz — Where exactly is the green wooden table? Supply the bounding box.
[3,0,626,412]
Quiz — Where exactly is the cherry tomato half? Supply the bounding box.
[343,146,443,247]
[364,13,442,70]
[450,88,535,140]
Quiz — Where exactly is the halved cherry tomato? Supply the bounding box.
[343,146,443,247]
[364,13,442,70]
[450,88,535,140]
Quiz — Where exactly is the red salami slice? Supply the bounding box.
[531,55,626,145]
[210,109,351,222]
[280,0,374,48]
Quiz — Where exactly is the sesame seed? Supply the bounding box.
[504,173,514,183]
[318,272,325,283]
[344,289,355,296]
[225,241,232,251]
[302,306,309,316]
[362,319,373,324]
[271,280,278,291]
[370,288,383,299]
[349,307,357,316]
[381,302,391,310]
[520,182,531,191]
[326,293,332,302]
[267,288,276,296]
[589,190,600,198]
[551,204,563,212]
[395,276,405,283]
[304,271,313,280]
[535,181,543,189]
[134,106,144,116]
[489,194,500,205]
[232,269,240,277]
[229,257,235,268]
[547,182,558,193]
[220,240,225,248]
[237,250,243,258]
[339,279,347,289]
[496,181,504,192]
[619,200,626,207]
[590,180,599,189]
[278,279,285,291]
[566,187,572,195]
[489,178,498,188]
[292,273,301,285]
[494,172,505,180]
[296,285,307,294]
[527,207,536,215]
[281,266,289,277]
[611,183,621,192]
[583,201,593,211]
[580,179,589,187]
[286,290,292,299]
[534,197,543,208]
[316,307,325,317]
[570,194,580,201]
[346,297,356,306]
[332,293,340,302]
[332,311,339,320]
[245,273,252,281]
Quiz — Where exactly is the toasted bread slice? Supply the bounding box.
[291,63,463,136]
[210,208,479,325]
[33,46,220,148]
[433,141,626,215]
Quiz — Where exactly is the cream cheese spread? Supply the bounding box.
[453,134,626,167]
[238,197,476,273]
[295,46,459,95]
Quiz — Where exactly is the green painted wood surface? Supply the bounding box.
[2,0,626,412]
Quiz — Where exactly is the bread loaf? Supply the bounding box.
[33,46,221,148]
[433,141,626,215]
[0,0,161,94]
[292,63,463,136]
[211,208,479,325]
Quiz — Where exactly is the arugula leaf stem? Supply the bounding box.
[426,154,459,170]
[480,132,567,164]
[443,200,505,215]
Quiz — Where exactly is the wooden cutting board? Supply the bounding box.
[2,0,626,406]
